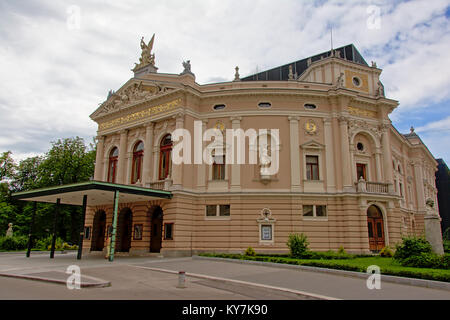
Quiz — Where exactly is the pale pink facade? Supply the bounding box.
[84,44,441,256]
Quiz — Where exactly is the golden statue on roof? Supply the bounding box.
[133,34,155,71]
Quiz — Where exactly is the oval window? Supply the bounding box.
[352,77,361,87]
[213,104,226,110]
[258,102,271,108]
[357,142,364,151]
[304,103,317,110]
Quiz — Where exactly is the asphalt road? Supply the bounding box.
[0,252,449,300]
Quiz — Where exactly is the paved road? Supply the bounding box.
[0,252,449,300]
[134,257,450,300]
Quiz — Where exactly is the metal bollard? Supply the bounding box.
[177,271,186,288]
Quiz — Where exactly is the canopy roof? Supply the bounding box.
[11,181,172,206]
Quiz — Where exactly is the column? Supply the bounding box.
[117,130,128,184]
[230,116,242,191]
[171,112,184,190]
[142,122,154,187]
[26,202,37,258]
[338,116,353,191]
[197,120,208,191]
[288,116,301,192]
[323,117,336,192]
[94,135,105,181]
[50,198,61,259]
[413,161,426,211]
[109,190,120,262]
[77,195,87,260]
[375,149,382,182]
[381,124,394,192]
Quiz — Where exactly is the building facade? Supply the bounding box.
[83,40,443,256]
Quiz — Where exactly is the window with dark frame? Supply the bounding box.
[131,141,144,184]
[84,226,91,240]
[108,147,119,183]
[205,204,230,217]
[306,155,319,180]
[159,134,172,180]
[164,223,173,240]
[212,150,225,180]
[302,205,327,218]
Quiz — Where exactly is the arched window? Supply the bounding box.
[212,149,225,180]
[108,147,119,183]
[131,141,144,184]
[159,134,172,180]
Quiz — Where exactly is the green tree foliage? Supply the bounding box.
[0,137,95,245]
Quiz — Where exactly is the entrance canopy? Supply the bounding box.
[11,180,172,206]
[11,181,172,262]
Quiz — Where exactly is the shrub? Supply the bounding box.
[444,240,450,254]
[35,235,54,250]
[244,247,256,256]
[0,236,28,251]
[337,246,346,255]
[394,236,432,262]
[401,252,444,269]
[287,233,309,258]
[379,246,394,257]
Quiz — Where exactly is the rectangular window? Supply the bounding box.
[399,182,403,197]
[303,205,314,216]
[84,226,91,240]
[219,205,230,216]
[206,205,217,216]
[212,155,225,180]
[164,223,173,240]
[261,225,272,240]
[303,205,327,218]
[356,163,366,180]
[306,155,319,180]
[206,204,231,217]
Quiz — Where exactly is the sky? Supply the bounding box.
[0,0,449,165]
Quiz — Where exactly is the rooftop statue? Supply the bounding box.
[133,34,155,71]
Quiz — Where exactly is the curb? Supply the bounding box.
[0,272,111,288]
[131,265,340,300]
[193,256,450,291]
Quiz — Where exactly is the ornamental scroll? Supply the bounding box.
[99,98,181,131]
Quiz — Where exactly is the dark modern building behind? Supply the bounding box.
[436,158,450,236]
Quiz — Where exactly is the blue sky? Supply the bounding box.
[0,0,449,165]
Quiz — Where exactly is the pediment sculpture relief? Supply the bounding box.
[96,82,173,117]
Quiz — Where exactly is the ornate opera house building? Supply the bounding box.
[84,35,444,256]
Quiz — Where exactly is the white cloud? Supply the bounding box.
[0,0,449,164]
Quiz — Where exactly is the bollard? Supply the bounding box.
[177,271,186,288]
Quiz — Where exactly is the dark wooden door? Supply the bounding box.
[96,216,106,250]
[150,209,163,253]
[367,213,385,251]
[120,212,132,252]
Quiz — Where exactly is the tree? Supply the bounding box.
[37,137,95,243]
[0,151,16,182]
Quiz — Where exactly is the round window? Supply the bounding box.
[352,77,361,87]
[213,104,225,110]
[304,103,317,110]
[357,142,364,151]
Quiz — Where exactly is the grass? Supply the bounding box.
[199,253,450,282]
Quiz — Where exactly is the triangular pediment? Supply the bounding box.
[300,140,325,150]
[90,80,178,120]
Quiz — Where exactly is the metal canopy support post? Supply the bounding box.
[26,202,37,258]
[50,198,61,259]
[77,195,88,260]
[109,190,120,262]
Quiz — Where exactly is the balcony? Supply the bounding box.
[148,179,172,191]
[355,178,391,194]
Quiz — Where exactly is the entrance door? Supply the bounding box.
[367,205,385,251]
[150,207,163,253]
[118,208,132,252]
[91,210,106,251]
